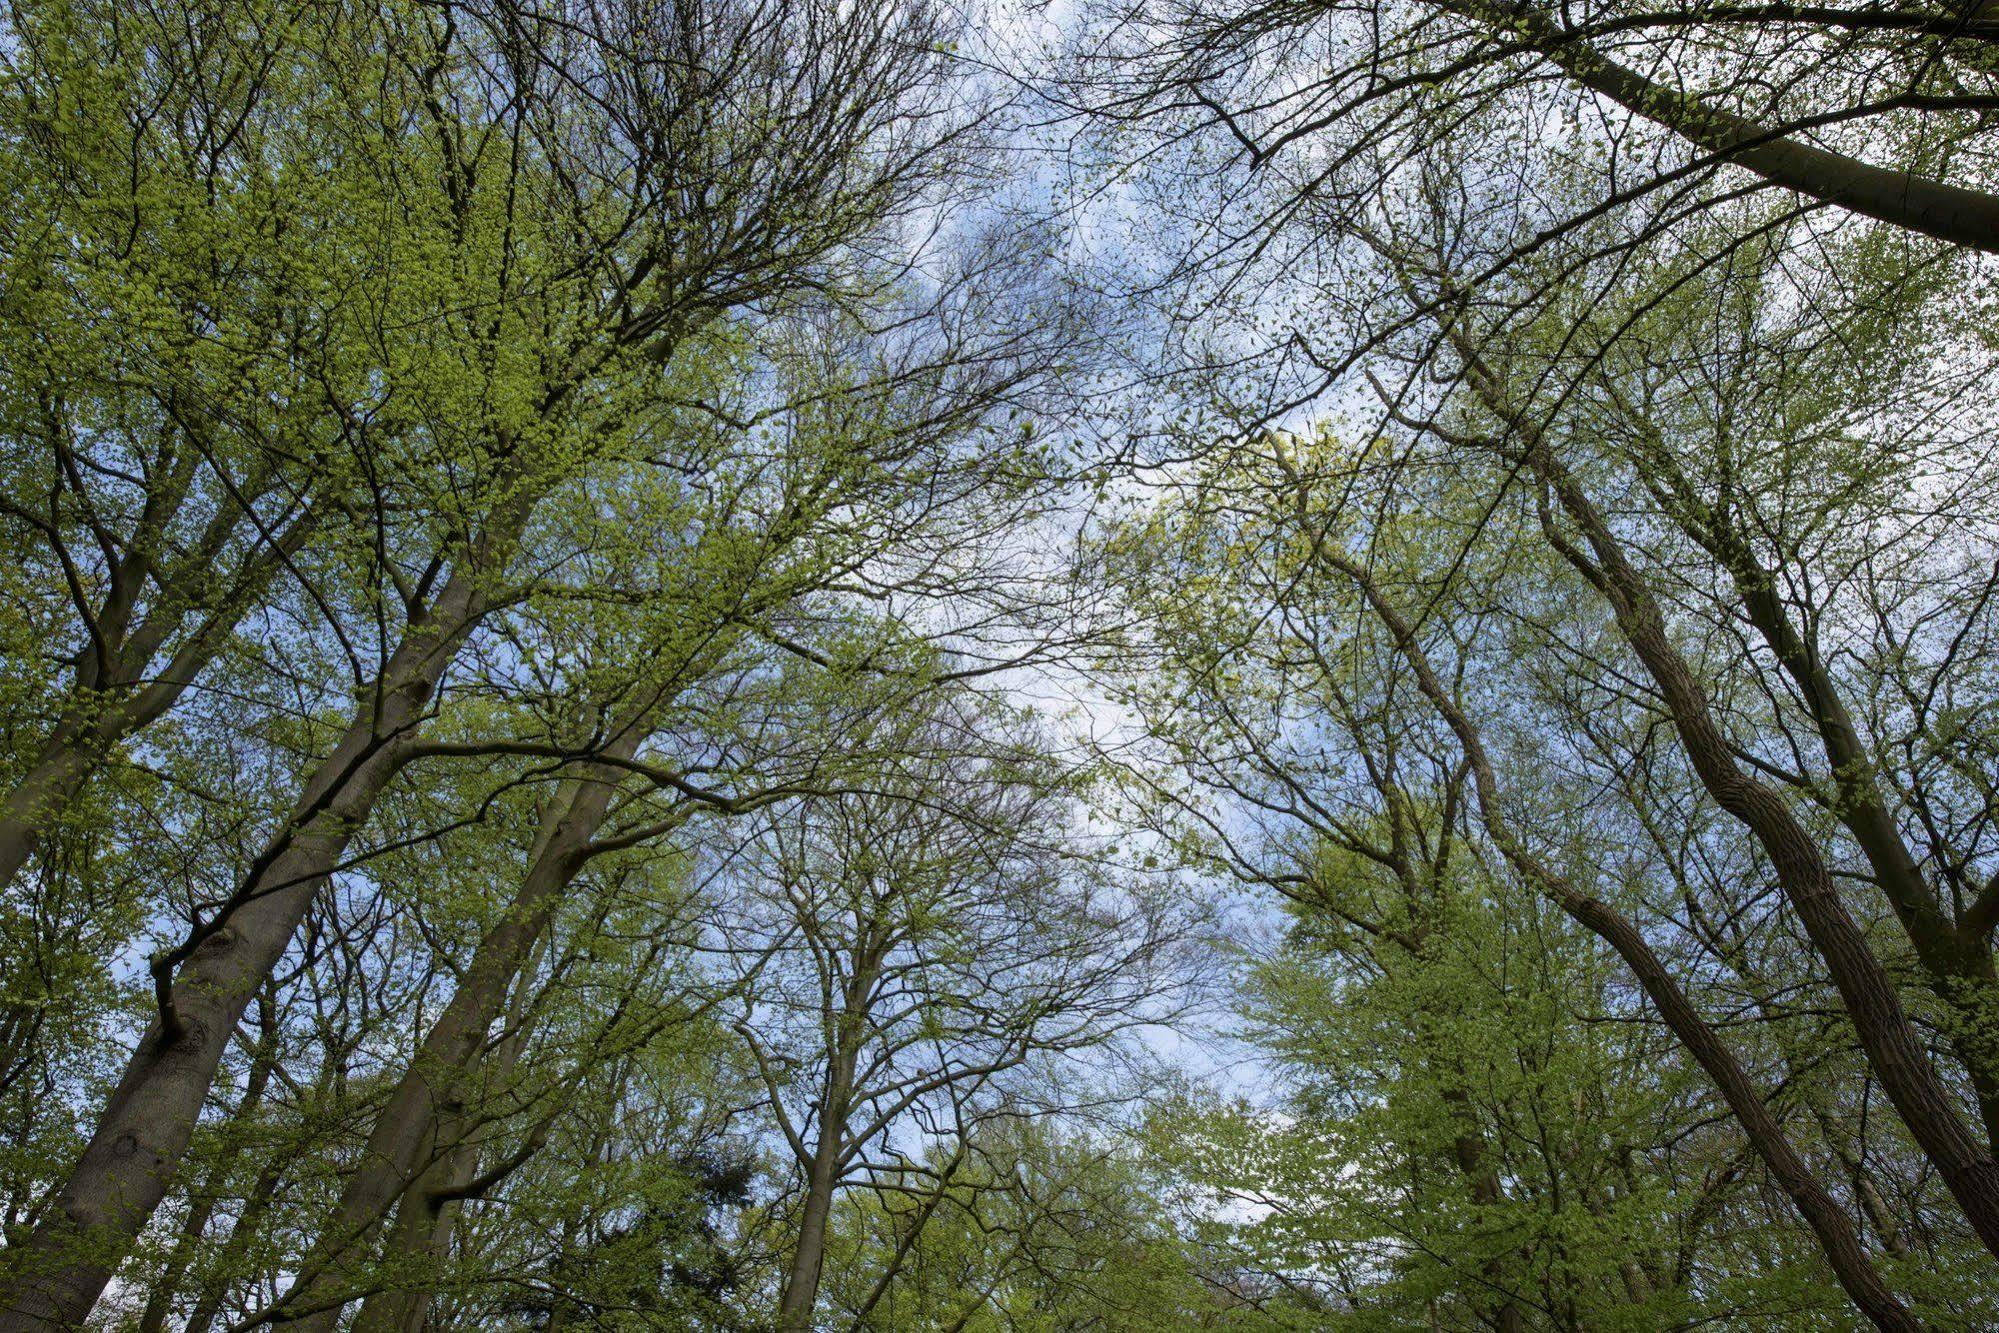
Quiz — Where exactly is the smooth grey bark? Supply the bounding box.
[777,1063,855,1333]
[0,523,518,1331]
[133,986,280,1333]
[274,730,642,1333]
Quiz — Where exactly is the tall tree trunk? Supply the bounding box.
[274,729,641,1332]
[0,542,509,1331]
[1649,471,1999,1147]
[1438,328,1999,1260]
[1306,535,1922,1330]
[777,1116,847,1333]
[779,1032,865,1333]
[352,981,542,1333]
[1518,437,1999,1262]
[349,960,558,1333]
[0,731,95,892]
[134,986,280,1333]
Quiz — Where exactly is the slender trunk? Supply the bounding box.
[1524,441,1999,1261]
[780,1034,862,1333]
[1854,1166,1913,1261]
[1431,327,1999,1259]
[1667,494,1999,1146]
[181,1147,288,1333]
[845,1141,972,1328]
[0,546,507,1331]
[275,732,639,1331]
[351,974,544,1333]
[778,1120,846,1333]
[1308,537,1922,1329]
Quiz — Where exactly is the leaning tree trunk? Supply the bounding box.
[1521,438,1999,1262]
[1435,328,1999,1261]
[1671,488,1999,1148]
[134,985,280,1333]
[1312,538,1923,1330]
[1434,0,1999,252]
[0,547,507,1332]
[274,733,641,1332]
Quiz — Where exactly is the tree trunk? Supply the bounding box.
[1437,0,1999,251]
[0,550,504,1332]
[1432,327,1999,1260]
[1314,541,1923,1330]
[1524,442,1999,1261]
[777,1130,845,1333]
[0,734,93,892]
[1674,500,1999,1147]
[274,730,640,1331]
[134,986,280,1333]
[778,1047,859,1333]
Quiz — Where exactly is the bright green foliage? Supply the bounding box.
[0,0,1996,1325]
[823,1121,1310,1331]
[1159,848,1862,1329]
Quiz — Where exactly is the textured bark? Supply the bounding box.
[0,539,511,1331]
[1311,540,1921,1330]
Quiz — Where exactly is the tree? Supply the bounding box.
[0,0,1005,1322]
[722,690,1180,1331]
[1092,416,1994,1323]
